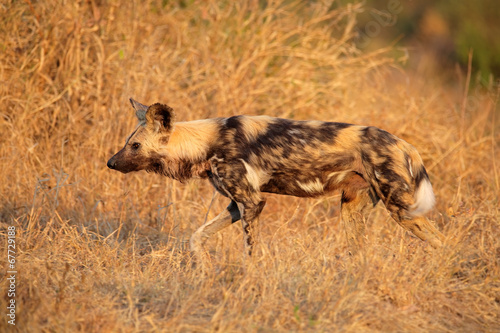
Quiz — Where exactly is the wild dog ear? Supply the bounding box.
[146,103,175,133]
[129,98,149,122]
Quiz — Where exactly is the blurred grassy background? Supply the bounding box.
[0,0,498,332]
[353,0,500,84]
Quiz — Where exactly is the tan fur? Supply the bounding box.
[127,123,163,153]
[165,120,220,161]
[241,159,271,191]
[330,126,366,152]
[296,178,324,194]
[238,116,272,142]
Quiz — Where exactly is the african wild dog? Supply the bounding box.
[107,99,445,259]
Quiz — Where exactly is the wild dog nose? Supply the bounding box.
[107,158,116,169]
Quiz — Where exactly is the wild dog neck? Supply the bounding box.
[153,119,221,181]
[165,119,220,161]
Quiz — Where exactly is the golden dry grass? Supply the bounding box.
[0,0,499,332]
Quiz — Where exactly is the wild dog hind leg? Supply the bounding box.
[382,186,444,248]
[390,212,445,248]
[339,173,379,254]
[384,178,444,248]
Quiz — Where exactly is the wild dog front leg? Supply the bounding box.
[209,159,266,256]
[190,200,241,260]
[235,200,266,256]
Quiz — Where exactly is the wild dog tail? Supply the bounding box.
[399,141,436,216]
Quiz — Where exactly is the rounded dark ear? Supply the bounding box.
[146,103,175,133]
[129,98,149,121]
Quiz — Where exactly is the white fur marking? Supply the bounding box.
[297,178,324,194]
[410,178,436,216]
[241,159,270,191]
[408,158,414,178]
[327,171,349,184]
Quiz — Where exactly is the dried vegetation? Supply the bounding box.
[0,0,498,332]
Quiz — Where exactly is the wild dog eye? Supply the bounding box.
[131,142,141,150]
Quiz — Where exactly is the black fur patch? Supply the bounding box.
[227,200,241,223]
[361,126,398,146]
[147,103,174,130]
[414,166,429,187]
[317,122,353,143]
[146,152,197,182]
[225,115,242,131]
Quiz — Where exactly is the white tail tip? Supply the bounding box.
[410,178,436,216]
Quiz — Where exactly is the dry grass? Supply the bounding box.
[0,0,499,332]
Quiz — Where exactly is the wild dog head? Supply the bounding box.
[107,98,175,174]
